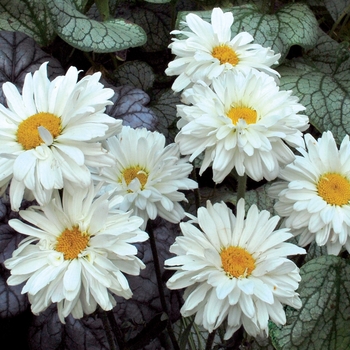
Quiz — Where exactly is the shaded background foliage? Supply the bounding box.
[0,0,349,349]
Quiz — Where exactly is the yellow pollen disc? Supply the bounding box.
[16,112,61,150]
[220,246,255,278]
[122,166,148,188]
[55,226,90,260]
[227,106,257,125]
[317,172,350,206]
[212,44,239,66]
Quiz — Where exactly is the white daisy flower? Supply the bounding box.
[4,183,148,323]
[165,199,305,338]
[93,126,198,229]
[165,7,281,92]
[0,62,122,211]
[175,70,308,183]
[269,131,350,256]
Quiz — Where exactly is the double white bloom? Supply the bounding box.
[5,183,148,322]
[270,131,350,255]
[166,199,304,338]
[93,126,198,229]
[0,62,122,211]
[165,7,280,91]
[176,70,308,183]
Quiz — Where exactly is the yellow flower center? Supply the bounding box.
[220,246,255,278]
[122,166,148,188]
[16,112,61,150]
[55,226,90,260]
[317,172,350,206]
[212,44,239,66]
[227,106,258,125]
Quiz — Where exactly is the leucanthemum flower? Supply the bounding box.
[92,126,198,229]
[175,70,308,183]
[165,199,305,338]
[165,7,281,92]
[269,131,350,255]
[5,183,148,323]
[0,62,122,211]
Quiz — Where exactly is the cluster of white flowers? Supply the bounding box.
[3,5,350,345]
[162,6,350,340]
[1,62,197,322]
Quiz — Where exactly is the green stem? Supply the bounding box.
[170,0,179,30]
[95,0,110,21]
[205,330,216,350]
[147,221,180,350]
[236,173,247,202]
[107,310,125,350]
[99,309,118,350]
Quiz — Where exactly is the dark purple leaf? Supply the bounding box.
[0,198,7,222]
[112,217,182,347]
[106,84,158,131]
[0,31,64,105]
[113,60,155,92]
[28,306,110,350]
[0,266,29,318]
[151,89,181,143]
[115,3,172,52]
[28,306,65,350]
[0,224,25,264]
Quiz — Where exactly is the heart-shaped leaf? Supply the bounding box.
[106,84,158,130]
[325,0,349,22]
[115,2,172,52]
[113,61,155,92]
[150,89,181,143]
[176,3,319,62]
[45,0,147,52]
[0,224,25,264]
[0,31,64,105]
[270,255,350,350]
[278,29,350,144]
[28,305,110,349]
[304,241,329,263]
[0,267,29,318]
[0,0,55,46]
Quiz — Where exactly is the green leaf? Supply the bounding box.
[245,334,276,350]
[178,318,195,350]
[304,241,329,263]
[45,0,147,52]
[176,3,319,62]
[0,0,55,46]
[325,0,350,22]
[203,182,277,214]
[244,182,277,214]
[270,255,350,350]
[72,0,89,12]
[113,61,155,92]
[277,29,350,144]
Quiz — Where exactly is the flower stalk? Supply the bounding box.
[147,221,180,350]
[99,309,118,350]
[236,173,247,202]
